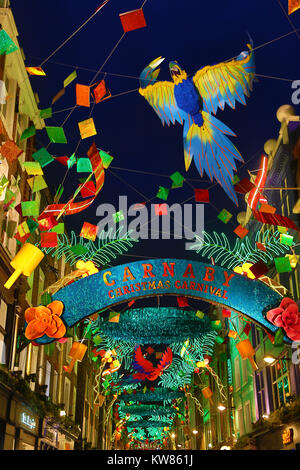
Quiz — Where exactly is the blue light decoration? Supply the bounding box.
[29,258,284,344]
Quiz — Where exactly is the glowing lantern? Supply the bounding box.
[4,243,44,289]
[228,330,238,339]
[201,386,213,405]
[63,341,87,373]
[236,339,258,370]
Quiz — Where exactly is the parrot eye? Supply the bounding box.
[170,65,181,78]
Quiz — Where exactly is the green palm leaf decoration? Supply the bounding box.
[41,226,139,267]
[191,229,292,269]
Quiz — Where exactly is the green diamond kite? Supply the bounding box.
[0,29,18,55]
[32,148,54,167]
[113,210,125,223]
[170,171,185,188]
[217,208,233,224]
[100,150,114,169]
[274,256,292,273]
[77,158,92,173]
[21,125,36,141]
[21,200,39,217]
[156,186,169,201]
[51,223,65,234]
[46,126,67,144]
[279,234,294,246]
[40,108,52,119]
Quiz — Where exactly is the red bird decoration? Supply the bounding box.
[132,346,173,381]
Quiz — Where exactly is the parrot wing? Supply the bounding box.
[139,80,188,127]
[157,347,173,371]
[132,346,155,374]
[193,45,255,115]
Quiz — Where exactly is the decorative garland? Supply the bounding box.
[192,230,292,270]
[100,307,216,344]
[118,388,185,403]
[118,404,177,418]
[126,418,173,429]
[42,227,139,267]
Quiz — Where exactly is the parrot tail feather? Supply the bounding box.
[183,111,243,205]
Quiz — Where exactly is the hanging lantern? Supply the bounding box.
[201,386,213,405]
[4,243,44,289]
[63,341,87,373]
[236,339,258,370]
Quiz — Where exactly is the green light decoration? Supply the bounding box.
[158,356,195,389]
[191,229,293,270]
[99,307,216,344]
[126,418,173,429]
[118,404,177,419]
[118,388,185,404]
[41,226,139,267]
[83,317,135,370]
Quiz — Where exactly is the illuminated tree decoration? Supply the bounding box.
[192,230,293,269]
[119,404,177,419]
[99,307,216,344]
[41,227,139,267]
[118,388,185,404]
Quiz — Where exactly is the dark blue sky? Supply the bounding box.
[10,0,300,263]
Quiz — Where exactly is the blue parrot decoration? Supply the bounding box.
[139,46,255,205]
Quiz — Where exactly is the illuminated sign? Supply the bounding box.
[282,428,294,445]
[32,259,283,344]
[21,412,36,431]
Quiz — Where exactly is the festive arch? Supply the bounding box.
[28,258,286,344]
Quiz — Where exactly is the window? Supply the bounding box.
[234,356,241,390]
[64,377,71,415]
[242,358,248,385]
[255,370,266,417]
[52,371,58,404]
[236,407,245,437]
[45,360,51,397]
[251,324,260,349]
[271,356,291,408]
[244,401,252,433]
[0,300,7,365]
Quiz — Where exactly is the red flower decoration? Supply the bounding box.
[267,297,300,341]
[25,301,66,340]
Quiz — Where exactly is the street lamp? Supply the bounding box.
[217,404,226,411]
[192,430,198,435]
[263,354,276,364]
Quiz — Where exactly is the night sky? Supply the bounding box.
[10,0,300,265]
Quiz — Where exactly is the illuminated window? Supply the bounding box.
[271,356,291,408]
[244,401,252,433]
[255,370,266,417]
[234,356,241,391]
[236,407,245,436]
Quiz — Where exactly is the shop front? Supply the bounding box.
[12,401,39,450]
[57,428,76,451]
[38,418,59,450]
[254,421,300,450]
[0,385,9,449]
